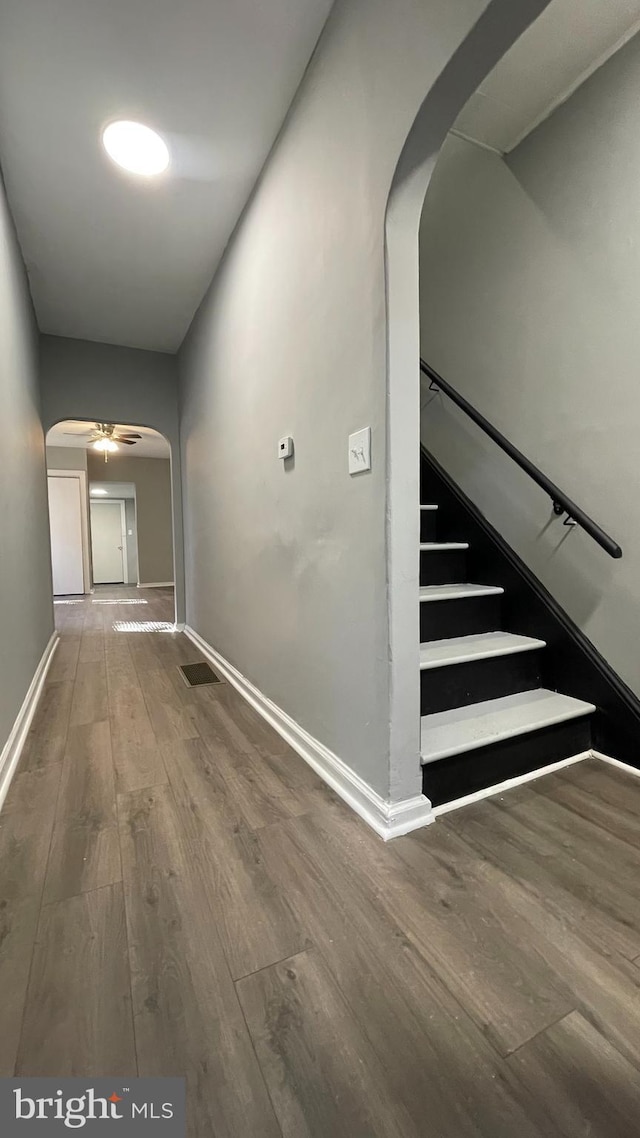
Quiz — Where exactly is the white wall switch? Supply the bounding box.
[348,427,371,474]
[278,436,294,460]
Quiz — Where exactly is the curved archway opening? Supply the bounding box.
[45,418,178,627]
[383,0,551,805]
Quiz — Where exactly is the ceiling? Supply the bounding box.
[452,0,640,153]
[0,0,333,353]
[89,481,136,498]
[47,420,171,459]
[3,0,636,356]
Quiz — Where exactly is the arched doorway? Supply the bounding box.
[46,419,179,626]
[383,0,551,807]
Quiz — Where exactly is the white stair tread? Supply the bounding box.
[420,631,546,670]
[419,583,504,602]
[420,504,438,511]
[420,542,469,551]
[421,689,595,765]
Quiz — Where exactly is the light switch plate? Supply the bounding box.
[278,436,294,460]
[348,427,371,475]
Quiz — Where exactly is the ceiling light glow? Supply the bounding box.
[90,487,109,495]
[102,120,169,177]
[93,438,119,453]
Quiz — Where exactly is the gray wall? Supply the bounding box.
[46,445,87,472]
[420,31,640,699]
[39,335,184,621]
[87,455,173,586]
[178,0,539,800]
[0,169,53,755]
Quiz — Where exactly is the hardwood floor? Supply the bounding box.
[1,585,640,1134]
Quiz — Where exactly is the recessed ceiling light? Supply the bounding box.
[102,120,169,177]
[90,487,109,495]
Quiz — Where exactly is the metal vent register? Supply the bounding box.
[179,662,224,687]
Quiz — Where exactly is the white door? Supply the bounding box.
[48,476,85,595]
[91,501,125,584]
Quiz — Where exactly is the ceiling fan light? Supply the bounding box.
[93,438,119,453]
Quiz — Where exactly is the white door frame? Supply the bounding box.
[90,498,129,585]
[116,499,129,585]
[126,494,140,586]
[47,469,91,593]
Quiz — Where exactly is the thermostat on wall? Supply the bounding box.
[278,436,294,460]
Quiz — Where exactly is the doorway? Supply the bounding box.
[90,499,127,584]
[45,420,175,616]
[47,473,86,595]
[89,481,138,586]
[47,469,91,596]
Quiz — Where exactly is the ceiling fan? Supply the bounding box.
[64,422,142,462]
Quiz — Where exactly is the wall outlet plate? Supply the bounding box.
[278,436,294,460]
[348,427,371,474]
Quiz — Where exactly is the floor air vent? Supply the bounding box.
[179,662,224,687]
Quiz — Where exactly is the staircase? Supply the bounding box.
[419,456,595,807]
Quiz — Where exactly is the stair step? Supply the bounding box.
[420,542,469,552]
[420,583,504,602]
[421,689,595,765]
[420,631,545,670]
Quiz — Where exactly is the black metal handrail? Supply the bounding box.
[421,359,622,560]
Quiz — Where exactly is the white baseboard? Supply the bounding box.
[137,582,175,589]
[0,631,59,813]
[432,750,592,818]
[184,625,432,840]
[591,749,640,777]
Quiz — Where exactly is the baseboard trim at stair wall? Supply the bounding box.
[591,749,640,778]
[0,631,59,814]
[184,626,433,840]
[431,750,591,818]
[137,581,175,589]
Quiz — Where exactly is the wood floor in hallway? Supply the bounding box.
[1,585,639,1135]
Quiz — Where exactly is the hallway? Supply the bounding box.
[0,588,637,1135]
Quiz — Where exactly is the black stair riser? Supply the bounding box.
[422,716,592,806]
[420,650,542,715]
[420,549,467,586]
[420,511,438,542]
[420,463,434,503]
[420,594,502,640]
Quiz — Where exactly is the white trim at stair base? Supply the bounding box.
[431,750,592,818]
[0,632,59,814]
[137,581,175,589]
[591,749,640,778]
[184,626,433,840]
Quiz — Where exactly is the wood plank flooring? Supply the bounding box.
[1,585,640,1135]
